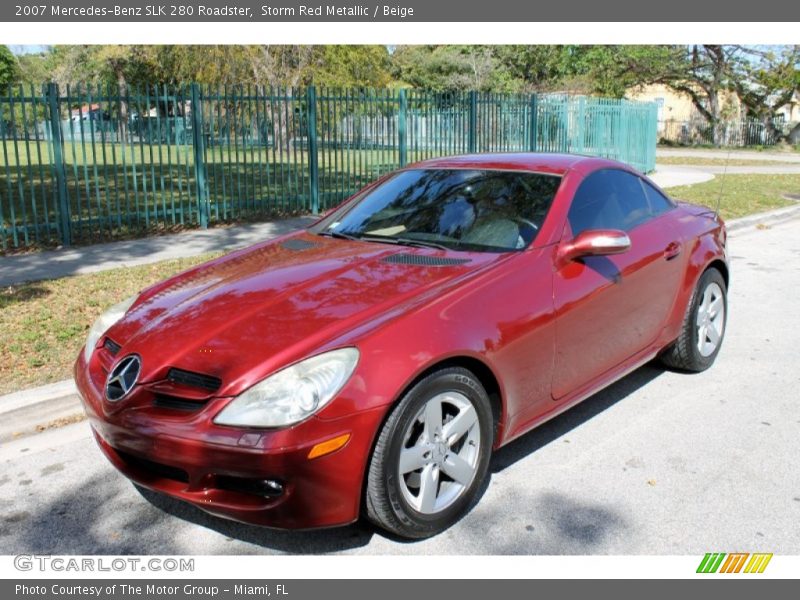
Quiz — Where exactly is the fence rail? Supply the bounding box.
[0,83,658,251]
[658,116,786,147]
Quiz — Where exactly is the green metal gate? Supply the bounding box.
[0,83,658,252]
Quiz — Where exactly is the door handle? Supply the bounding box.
[663,241,682,260]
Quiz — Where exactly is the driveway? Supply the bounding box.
[2,218,799,555]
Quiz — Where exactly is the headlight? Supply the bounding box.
[214,348,360,428]
[83,295,137,362]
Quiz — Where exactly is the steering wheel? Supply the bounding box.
[515,217,539,232]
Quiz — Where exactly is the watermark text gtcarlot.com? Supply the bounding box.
[13,555,195,573]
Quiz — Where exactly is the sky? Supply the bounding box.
[9,45,49,55]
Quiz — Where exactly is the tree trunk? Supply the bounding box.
[116,69,128,141]
[760,114,783,145]
[707,91,723,146]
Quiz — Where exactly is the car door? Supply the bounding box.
[552,168,684,399]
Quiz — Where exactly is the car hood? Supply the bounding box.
[105,233,498,396]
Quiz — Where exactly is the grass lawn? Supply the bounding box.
[667,173,799,220]
[656,156,799,167]
[0,252,221,395]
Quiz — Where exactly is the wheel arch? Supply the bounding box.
[706,258,729,288]
[385,355,505,448]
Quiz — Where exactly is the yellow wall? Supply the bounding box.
[626,83,741,122]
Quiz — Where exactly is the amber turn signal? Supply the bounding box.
[307,433,351,460]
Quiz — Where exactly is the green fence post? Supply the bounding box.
[468,91,477,154]
[529,94,538,152]
[398,88,408,167]
[190,83,210,227]
[648,104,658,172]
[307,86,320,214]
[46,83,71,247]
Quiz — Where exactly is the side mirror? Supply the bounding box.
[558,229,631,265]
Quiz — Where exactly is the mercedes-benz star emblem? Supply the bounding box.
[105,355,141,401]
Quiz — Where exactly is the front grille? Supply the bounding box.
[166,368,221,392]
[103,337,121,356]
[116,449,189,483]
[382,253,471,267]
[153,394,208,412]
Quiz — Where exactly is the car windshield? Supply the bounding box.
[311,168,562,252]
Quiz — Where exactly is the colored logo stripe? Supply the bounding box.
[720,553,749,573]
[744,553,773,573]
[697,553,726,573]
[697,552,773,574]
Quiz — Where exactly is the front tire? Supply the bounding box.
[365,367,493,539]
[660,267,727,372]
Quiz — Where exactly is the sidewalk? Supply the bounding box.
[656,148,800,163]
[649,165,714,188]
[656,164,800,175]
[0,215,317,287]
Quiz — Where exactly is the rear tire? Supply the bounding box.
[660,267,727,372]
[365,367,493,539]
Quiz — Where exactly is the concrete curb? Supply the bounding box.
[0,379,76,413]
[2,204,799,441]
[726,202,800,233]
[0,384,83,444]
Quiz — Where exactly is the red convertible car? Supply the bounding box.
[75,153,729,538]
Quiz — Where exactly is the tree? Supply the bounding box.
[391,46,518,91]
[569,45,683,98]
[730,45,800,142]
[311,46,391,88]
[0,45,19,94]
[15,51,51,87]
[639,45,739,146]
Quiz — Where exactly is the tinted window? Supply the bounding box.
[568,169,652,235]
[641,179,675,216]
[313,169,562,252]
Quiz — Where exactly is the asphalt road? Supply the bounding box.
[2,218,799,555]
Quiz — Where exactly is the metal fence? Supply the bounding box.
[0,83,658,251]
[658,116,786,147]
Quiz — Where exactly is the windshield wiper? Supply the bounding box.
[319,231,450,251]
[356,234,450,250]
[317,230,361,241]
[392,238,450,251]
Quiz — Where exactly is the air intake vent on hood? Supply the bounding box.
[382,254,471,267]
[280,238,318,251]
[166,368,222,392]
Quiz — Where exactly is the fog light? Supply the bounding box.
[307,433,351,460]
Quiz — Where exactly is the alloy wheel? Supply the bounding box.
[397,391,481,514]
[696,281,725,357]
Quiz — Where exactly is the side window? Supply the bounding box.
[568,169,652,236]
[641,179,675,217]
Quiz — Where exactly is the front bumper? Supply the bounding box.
[75,352,385,529]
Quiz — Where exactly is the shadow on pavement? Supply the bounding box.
[492,364,664,473]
